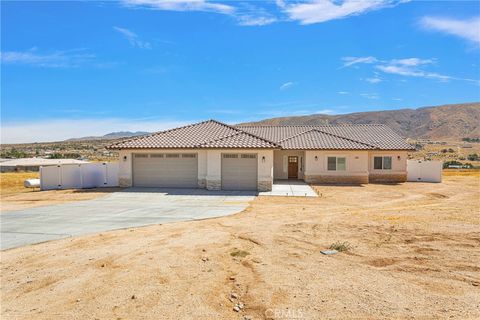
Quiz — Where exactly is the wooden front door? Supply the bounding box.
[288,156,298,179]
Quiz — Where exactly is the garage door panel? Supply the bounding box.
[221,154,257,191]
[133,154,198,188]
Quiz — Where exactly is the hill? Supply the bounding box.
[241,102,480,140]
[66,131,150,141]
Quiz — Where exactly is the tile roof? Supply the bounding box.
[237,124,414,150]
[279,129,375,150]
[108,120,279,149]
[108,120,414,150]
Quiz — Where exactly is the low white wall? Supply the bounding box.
[407,160,442,182]
[40,162,119,191]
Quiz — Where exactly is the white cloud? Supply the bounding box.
[237,15,277,26]
[113,27,151,49]
[280,81,296,90]
[420,16,480,45]
[365,77,382,83]
[390,58,434,66]
[282,0,405,25]
[375,64,451,81]
[342,56,377,67]
[360,93,380,99]
[122,0,235,15]
[0,48,95,68]
[1,118,191,144]
[337,91,349,95]
[392,98,403,101]
[341,55,476,83]
[315,109,335,114]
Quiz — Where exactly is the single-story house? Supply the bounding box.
[108,120,415,191]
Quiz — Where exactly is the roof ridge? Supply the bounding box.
[107,119,213,149]
[279,128,377,149]
[210,119,280,147]
[236,124,385,128]
[311,128,378,149]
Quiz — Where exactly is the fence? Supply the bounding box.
[40,162,119,190]
[407,160,442,183]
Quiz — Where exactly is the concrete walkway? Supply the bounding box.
[1,188,255,250]
[259,180,318,197]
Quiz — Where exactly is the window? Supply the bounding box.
[241,154,256,159]
[327,157,346,171]
[166,154,180,158]
[182,154,196,158]
[374,156,392,170]
[134,154,148,158]
[223,154,238,158]
[150,154,164,158]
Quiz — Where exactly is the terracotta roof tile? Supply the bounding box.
[108,120,414,151]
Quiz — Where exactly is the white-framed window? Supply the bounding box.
[374,156,392,170]
[327,156,346,171]
[223,154,238,159]
[134,154,148,158]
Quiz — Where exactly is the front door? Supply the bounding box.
[288,156,298,179]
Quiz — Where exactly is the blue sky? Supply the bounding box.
[1,0,479,143]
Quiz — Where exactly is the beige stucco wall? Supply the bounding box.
[117,149,273,190]
[273,150,305,180]
[368,151,408,182]
[304,150,369,176]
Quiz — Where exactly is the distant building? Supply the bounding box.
[0,158,89,172]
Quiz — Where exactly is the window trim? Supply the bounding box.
[373,156,393,170]
[327,156,347,171]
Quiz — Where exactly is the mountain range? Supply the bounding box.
[65,102,480,142]
[241,102,480,140]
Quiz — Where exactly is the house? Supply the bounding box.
[108,120,414,191]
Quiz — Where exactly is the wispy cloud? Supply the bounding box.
[280,81,296,90]
[121,0,235,15]
[342,55,477,83]
[360,93,380,100]
[113,26,151,49]
[337,91,349,95]
[237,15,277,26]
[282,0,406,25]
[342,56,377,67]
[365,77,382,83]
[420,16,480,46]
[0,48,95,68]
[1,118,192,144]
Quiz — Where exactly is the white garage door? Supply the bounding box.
[133,153,198,188]
[221,153,258,191]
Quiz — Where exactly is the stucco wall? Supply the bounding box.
[304,150,369,175]
[368,151,408,182]
[117,149,273,190]
[273,150,305,180]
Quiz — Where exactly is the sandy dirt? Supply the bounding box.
[1,172,121,212]
[1,174,479,320]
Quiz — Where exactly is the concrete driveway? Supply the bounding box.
[1,188,256,250]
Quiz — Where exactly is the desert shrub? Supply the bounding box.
[329,241,352,252]
[230,250,250,258]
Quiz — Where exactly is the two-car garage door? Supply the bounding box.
[133,153,198,188]
[132,152,258,190]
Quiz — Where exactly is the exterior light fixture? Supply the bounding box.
[315,156,318,161]
[262,156,266,162]
[123,155,127,161]
[397,156,401,160]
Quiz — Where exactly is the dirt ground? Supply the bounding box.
[1,174,479,320]
[0,173,120,212]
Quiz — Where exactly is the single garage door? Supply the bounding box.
[221,153,258,190]
[133,153,198,188]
